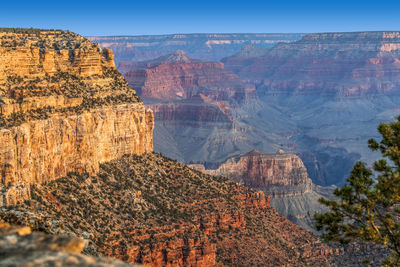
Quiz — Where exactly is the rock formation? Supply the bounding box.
[0,29,153,206]
[206,149,312,193]
[89,33,304,64]
[196,149,334,233]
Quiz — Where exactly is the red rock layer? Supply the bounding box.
[148,95,232,123]
[123,51,256,105]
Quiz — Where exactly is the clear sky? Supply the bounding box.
[1,0,399,36]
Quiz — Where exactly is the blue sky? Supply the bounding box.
[1,0,399,36]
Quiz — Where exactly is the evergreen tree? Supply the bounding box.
[315,115,400,266]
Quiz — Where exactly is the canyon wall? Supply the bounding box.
[0,104,153,206]
[223,31,400,97]
[206,149,312,194]
[0,29,153,206]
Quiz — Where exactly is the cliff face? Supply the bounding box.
[0,104,153,206]
[89,33,304,64]
[206,149,312,193]
[0,29,154,206]
[7,153,338,266]
[149,96,232,123]
[0,34,115,79]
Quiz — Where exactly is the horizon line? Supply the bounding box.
[86,30,400,38]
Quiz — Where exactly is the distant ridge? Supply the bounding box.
[89,33,304,63]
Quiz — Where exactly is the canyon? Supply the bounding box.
[114,48,354,234]
[0,28,358,266]
[107,31,400,188]
[90,33,400,254]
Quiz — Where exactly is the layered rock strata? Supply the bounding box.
[124,50,256,104]
[205,149,312,196]
[123,50,267,164]
[223,31,400,96]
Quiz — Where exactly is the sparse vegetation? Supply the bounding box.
[4,152,332,266]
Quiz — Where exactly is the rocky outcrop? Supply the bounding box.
[195,149,334,233]
[0,221,135,266]
[205,149,312,196]
[0,29,154,206]
[89,33,304,64]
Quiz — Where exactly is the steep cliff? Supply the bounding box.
[206,149,311,192]
[199,149,333,233]
[0,29,154,206]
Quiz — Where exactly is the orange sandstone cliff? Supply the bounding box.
[0,29,153,206]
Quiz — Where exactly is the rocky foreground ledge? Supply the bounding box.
[0,221,139,266]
